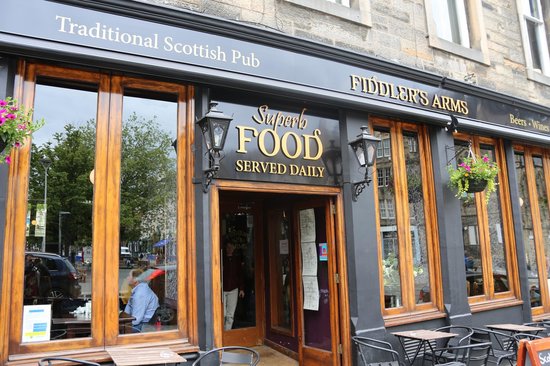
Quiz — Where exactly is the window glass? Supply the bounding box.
[404,132,430,304]
[455,142,484,296]
[375,129,402,309]
[375,122,439,315]
[118,93,178,334]
[515,153,541,307]
[533,155,550,306]
[24,83,97,341]
[482,145,509,294]
[432,0,470,47]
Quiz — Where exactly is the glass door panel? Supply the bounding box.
[24,82,98,341]
[118,91,178,334]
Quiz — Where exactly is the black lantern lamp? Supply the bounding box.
[348,125,381,201]
[196,101,233,192]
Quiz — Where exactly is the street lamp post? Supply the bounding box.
[58,211,70,255]
[40,157,52,252]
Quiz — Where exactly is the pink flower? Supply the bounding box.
[0,109,6,114]
[0,117,5,125]
[0,100,6,107]
[482,156,489,163]
[17,124,26,130]
[14,142,20,148]
[459,162,471,172]
[4,156,10,164]
[6,113,16,119]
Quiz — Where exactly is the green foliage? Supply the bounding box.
[447,154,499,203]
[0,97,45,163]
[30,113,175,252]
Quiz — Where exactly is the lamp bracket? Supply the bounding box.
[445,140,472,166]
[351,169,372,202]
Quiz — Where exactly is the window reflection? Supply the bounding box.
[118,93,178,333]
[404,132,430,304]
[375,129,402,309]
[24,83,97,341]
[482,145,509,294]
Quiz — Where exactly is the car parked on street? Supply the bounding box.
[25,251,81,299]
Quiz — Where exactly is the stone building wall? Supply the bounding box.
[143,0,550,105]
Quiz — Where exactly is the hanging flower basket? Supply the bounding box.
[0,97,45,164]
[465,178,488,193]
[447,146,499,203]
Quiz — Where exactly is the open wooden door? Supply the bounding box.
[294,198,341,366]
[220,199,264,346]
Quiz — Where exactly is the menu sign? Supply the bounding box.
[518,337,550,366]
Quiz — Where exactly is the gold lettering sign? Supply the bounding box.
[509,113,550,132]
[235,105,326,178]
[350,74,469,115]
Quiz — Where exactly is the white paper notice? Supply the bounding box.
[301,241,317,276]
[22,304,51,342]
[299,209,316,242]
[303,276,320,311]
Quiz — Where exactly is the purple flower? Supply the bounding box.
[482,156,489,163]
[0,100,6,107]
[14,142,21,148]
[4,156,10,164]
[17,124,26,130]
[6,113,16,119]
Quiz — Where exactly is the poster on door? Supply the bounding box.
[303,276,320,311]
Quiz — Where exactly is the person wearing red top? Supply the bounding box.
[222,240,245,330]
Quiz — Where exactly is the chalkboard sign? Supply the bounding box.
[518,337,550,366]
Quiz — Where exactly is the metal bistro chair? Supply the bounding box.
[38,357,100,366]
[352,336,405,366]
[430,342,492,366]
[471,327,516,366]
[191,346,260,366]
[423,326,474,365]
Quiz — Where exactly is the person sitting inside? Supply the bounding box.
[123,268,159,332]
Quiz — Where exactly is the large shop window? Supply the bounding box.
[453,135,518,308]
[2,62,195,357]
[372,118,442,320]
[514,146,550,316]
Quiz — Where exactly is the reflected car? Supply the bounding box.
[25,251,81,299]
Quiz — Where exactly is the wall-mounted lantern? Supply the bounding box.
[196,101,233,192]
[348,125,380,202]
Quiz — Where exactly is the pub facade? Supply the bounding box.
[0,0,549,365]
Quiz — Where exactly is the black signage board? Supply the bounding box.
[212,95,341,186]
[0,0,549,139]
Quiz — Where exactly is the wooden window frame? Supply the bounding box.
[372,117,443,325]
[513,145,550,317]
[454,134,520,311]
[0,61,198,363]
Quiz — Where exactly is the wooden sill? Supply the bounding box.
[7,341,199,366]
[384,309,446,328]
[469,298,523,313]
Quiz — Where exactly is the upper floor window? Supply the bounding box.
[431,0,470,47]
[517,0,550,84]
[424,0,490,65]
[326,0,350,7]
[283,0,371,26]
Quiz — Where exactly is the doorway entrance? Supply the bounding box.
[213,183,350,366]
